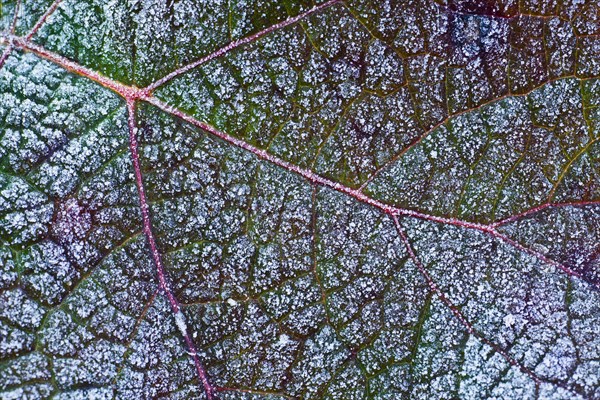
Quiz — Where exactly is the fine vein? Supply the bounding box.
[127,101,215,399]
[25,0,64,40]
[0,0,20,69]
[392,215,569,393]
[144,0,342,93]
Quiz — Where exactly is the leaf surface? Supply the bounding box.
[1,0,600,399]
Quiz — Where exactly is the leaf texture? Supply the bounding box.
[1,0,600,399]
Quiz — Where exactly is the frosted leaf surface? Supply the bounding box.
[2,0,600,399]
[0,45,145,398]
[367,78,598,223]
[0,0,55,35]
[34,0,332,86]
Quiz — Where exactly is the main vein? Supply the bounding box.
[1,31,595,291]
[127,100,215,399]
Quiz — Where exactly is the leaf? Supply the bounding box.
[1,0,600,399]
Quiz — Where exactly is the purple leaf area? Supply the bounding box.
[1,0,600,399]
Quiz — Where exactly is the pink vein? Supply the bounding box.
[491,200,600,227]
[3,32,597,287]
[147,97,600,289]
[7,35,145,97]
[25,0,63,40]
[144,0,342,93]
[0,42,12,69]
[0,0,21,69]
[392,216,476,333]
[393,215,548,387]
[127,101,214,399]
[10,0,21,34]
[145,98,496,226]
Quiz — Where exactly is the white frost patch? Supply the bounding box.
[226,298,238,307]
[503,314,515,328]
[174,310,188,336]
[276,334,290,348]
